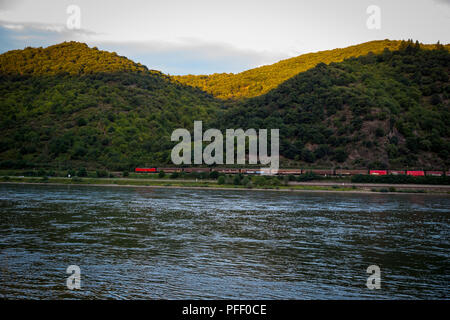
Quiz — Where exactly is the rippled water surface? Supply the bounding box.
[0,184,449,299]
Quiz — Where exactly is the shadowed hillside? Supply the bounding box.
[216,42,450,169]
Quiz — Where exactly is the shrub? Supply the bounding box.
[217,176,225,185]
[333,147,348,162]
[96,170,108,178]
[375,127,385,137]
[297,171,318,181]
[252,176,266,186]
[77,117,87,126]
[199,172,209,180]
[169,172,179,179]
[225,175,234,184]
[209,171,219,179]
[77,167,87,177]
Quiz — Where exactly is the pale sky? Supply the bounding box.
[0,0,449,74]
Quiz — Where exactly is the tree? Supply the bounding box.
[77,167,87,177]
[209,171,219,179]
[333,148,348,163]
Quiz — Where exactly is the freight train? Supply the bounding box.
[135,167,450,177]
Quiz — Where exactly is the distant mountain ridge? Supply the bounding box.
[172,40,449,100]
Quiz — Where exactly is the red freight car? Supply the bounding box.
[307,169,334,176]
[388,170,406,175]
[135,168,157,173]
[406,170,425,176]
[277,169,302,175]
[216,168,241,174]
[335,169,368,176]
[183,167,211,173]
[370,170,387,175]
[425,171,443,176]
[158,167,183,173]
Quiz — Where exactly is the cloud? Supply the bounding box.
[433,0,450,5]
[0,20,97,37]
[0,0,22,11]
[0,19,288,75]
[0,19,99,53]
[92,38,288,75]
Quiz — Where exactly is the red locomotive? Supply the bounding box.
[135,168,157,173]
[370,170,387,176]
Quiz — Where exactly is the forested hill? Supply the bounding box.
[0,41,152,76]
[0,42,220,170]
[216,42,450,169]
[0,41,448,171]
[173,40,449,100]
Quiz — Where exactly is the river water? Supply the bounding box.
[0,184,448,299]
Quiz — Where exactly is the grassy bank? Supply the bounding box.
[1,176,449,195]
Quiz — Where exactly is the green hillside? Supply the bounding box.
[0,40,448,171]
[0,42,220,170]
[0,42,152,76]
[173,40,449,100]
[216,42,450,169]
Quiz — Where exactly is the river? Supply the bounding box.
[0,184,448,299]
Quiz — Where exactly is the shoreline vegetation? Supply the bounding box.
[1,176,449,195]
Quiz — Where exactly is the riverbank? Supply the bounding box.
[1,176,449,195]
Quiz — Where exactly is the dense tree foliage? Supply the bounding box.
[0,40,448,170]
[173,40,449,100]
[215,41,450,169]
[0,42,220,170]
[0,42,151,76]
